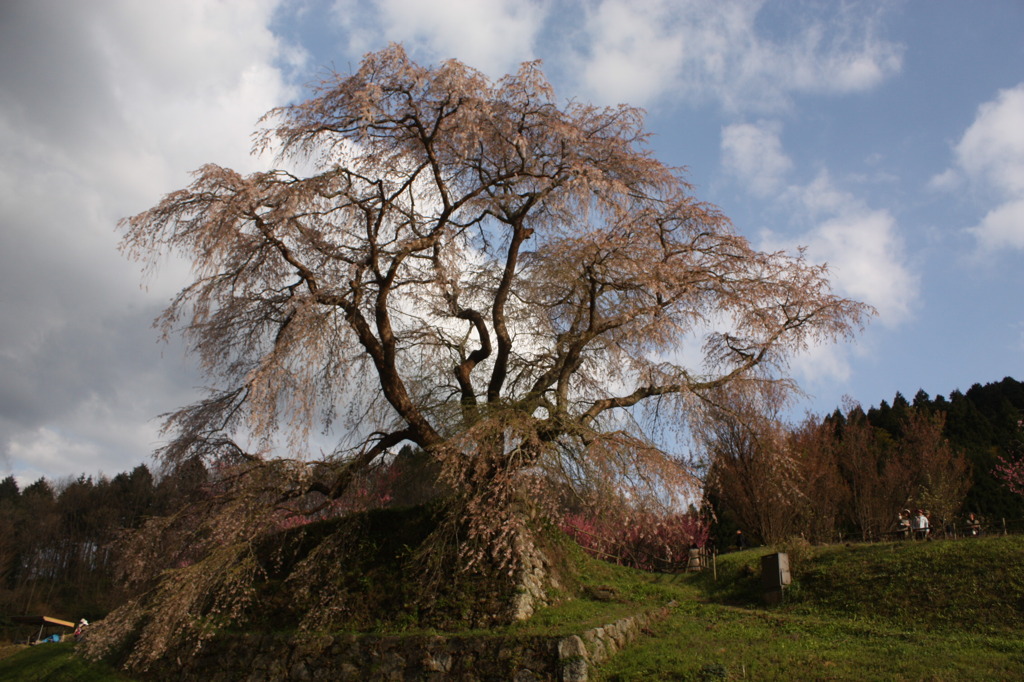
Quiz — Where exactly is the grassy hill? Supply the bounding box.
[599,535,1024,680]
[4,535,1024,680]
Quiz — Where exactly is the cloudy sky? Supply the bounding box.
[2,0,1022,485]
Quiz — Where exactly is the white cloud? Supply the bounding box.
[575,0,687,105]
[571,0,902,109]
[332,0,548,79]
[927,167,960,192]
[765,172,917,328]
[8,390,168,487]
[8,428,102,488]
[934,83,1024,253]
[95,0,299,183]
[0,0,295,482]
[954,84,1024,197]
[325,0,901,110]
[791,341,855,385]
[790,171,856,217]
[804,208,914,323]
[715,120,915,391]
[969,199,1024,251]
[721,121,793,197]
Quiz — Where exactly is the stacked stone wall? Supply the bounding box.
[148,603,675,681]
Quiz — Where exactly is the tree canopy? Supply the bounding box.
[124,44,866,506]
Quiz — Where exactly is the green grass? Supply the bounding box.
[506,543,690,636]
[7,536,1024,680]
[0,643,132,682]
[598,597,1024,681]
[789,536,1024,630]
[598,536,1024,680]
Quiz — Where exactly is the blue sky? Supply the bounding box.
[1,0,1022,484]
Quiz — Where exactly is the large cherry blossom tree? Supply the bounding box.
[92,45,870,666]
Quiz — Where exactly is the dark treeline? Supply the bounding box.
[707,377,1024,547]
[903,377,1024,522]
[0,460,208,623]
[3,378,1022,624]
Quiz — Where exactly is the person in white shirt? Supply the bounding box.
[913,510,930,540]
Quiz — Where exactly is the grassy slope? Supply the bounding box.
[599,535,1024,681]
[5,536,1024,680]
[0,643,132,682]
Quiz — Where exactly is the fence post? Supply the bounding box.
[1003,518,1008,536]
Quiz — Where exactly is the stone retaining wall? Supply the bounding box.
[152,603,675,681]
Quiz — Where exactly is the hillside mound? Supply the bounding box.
[693,535,1024,631]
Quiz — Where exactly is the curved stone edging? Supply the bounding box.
[557,601,676,681]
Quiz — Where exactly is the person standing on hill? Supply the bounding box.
[897,510,911,540]
[913,510,930,540]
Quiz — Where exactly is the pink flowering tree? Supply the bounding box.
[993,420,1024,495]
[562,509,709,571]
